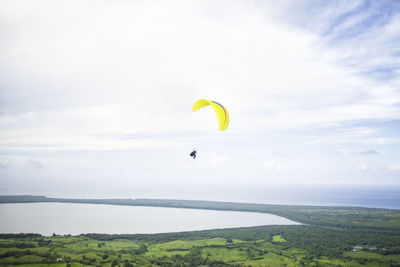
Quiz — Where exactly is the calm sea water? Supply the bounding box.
[196,184,400,210]
[257,185,400,209]
[0,203,299,236]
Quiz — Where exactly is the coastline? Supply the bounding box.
[1,195,399,230]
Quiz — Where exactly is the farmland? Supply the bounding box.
[1,223,400,266]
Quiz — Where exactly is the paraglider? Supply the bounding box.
[190,99,229,158]
[189,149,197,159]
[192,99,229,131]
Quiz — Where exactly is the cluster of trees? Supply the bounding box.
[149,250,233,266]
[0,233,41,239]
[84,224,400,258]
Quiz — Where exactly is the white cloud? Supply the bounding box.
[337,149,381,156]
[0,155,44,169]
[209,152,229,167]
[1,0,399,132]
[354,162,368,171]
[306,127,378,144]
[388,163,400,171]
[0,0,400,196]
[263,160,284,172]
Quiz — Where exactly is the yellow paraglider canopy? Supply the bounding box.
[192,99,229,131]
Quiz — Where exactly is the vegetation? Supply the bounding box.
[1,196,400,266]
[1,225,399,266]
[272,235,286,243]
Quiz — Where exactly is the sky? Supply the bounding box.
[1,0,400,204]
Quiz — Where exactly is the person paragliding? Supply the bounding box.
[190,149,197,159]
[190,99,229,158]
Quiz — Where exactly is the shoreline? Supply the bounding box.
[1,195,399,230]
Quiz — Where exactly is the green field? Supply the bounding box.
[272,235,287,243]
[1,224,399,266]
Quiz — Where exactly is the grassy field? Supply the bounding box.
[272,235,286,243]
[1,227,399,266]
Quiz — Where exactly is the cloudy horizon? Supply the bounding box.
[1,0,399,203]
